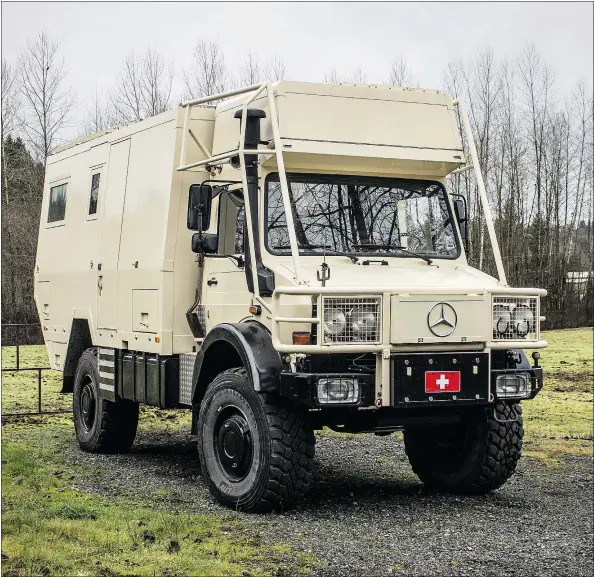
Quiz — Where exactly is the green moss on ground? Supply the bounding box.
[1,439,311,576]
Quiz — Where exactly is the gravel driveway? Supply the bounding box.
[65,422,593,577]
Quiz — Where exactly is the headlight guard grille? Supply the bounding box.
[492,296,539,341]
[322,296,381,344]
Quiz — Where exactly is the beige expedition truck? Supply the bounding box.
[35,81,546,512]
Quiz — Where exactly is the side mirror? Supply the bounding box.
[453,197,469,247]
[192,232,218,254]
[187,184,213,231]
[453,198,467,223]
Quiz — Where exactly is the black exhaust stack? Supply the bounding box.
[234,109,275,296]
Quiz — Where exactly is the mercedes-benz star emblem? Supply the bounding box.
[427,302,458,337]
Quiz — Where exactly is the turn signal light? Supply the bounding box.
[292,332,311,345]
[249,305,262,315]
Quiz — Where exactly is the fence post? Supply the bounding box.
[38,369,42,414]
[1,323,69,418]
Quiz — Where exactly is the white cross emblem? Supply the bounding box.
[436,374,449,390]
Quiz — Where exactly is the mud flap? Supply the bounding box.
[97,348,117,401]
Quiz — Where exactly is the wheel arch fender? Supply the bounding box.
[191,322,283,408]
[62,318,93,393]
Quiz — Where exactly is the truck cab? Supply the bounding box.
[35,81,546,512]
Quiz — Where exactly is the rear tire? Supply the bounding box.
[197,368,315,512]
[403,403,523,494]
[73,349,139,453]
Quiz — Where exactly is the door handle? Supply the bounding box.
[207,278,218,286]
[98,275,103,295]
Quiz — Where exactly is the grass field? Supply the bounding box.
[2,439,302,577]
[1,328,592,575]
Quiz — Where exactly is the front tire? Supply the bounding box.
[73,349,139,453]
[403,403,523,494]
[197,368,315,512]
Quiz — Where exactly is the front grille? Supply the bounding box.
[322,296,381,344]
[492,296,539,341]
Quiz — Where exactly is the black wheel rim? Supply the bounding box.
[213,405,253,482]
[80,378,96,432]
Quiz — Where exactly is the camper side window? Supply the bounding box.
[47,183,68,223]
[88,172,101,215]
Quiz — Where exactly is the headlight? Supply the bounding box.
[495,373,531,398]
[322,297,381,343]
[349,305,378,338]
[492,296,539,340]
[317,377,359,404]
[512,305,534,337]
[323,308,347,336]
[493,304,512,336]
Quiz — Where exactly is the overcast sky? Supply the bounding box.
[2,1,592,133]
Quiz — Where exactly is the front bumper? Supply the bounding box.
[279,351,543,408]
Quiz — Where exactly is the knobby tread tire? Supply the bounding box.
[73,349,139,454]
[404,403,523,494]
[93,397,139,453]
[198,368,315,513]
[256,389,316,511]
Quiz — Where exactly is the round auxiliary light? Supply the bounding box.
[349,306,378,338]
[512,305,534,337]
[493,304,512,335]
[323,308,347,336]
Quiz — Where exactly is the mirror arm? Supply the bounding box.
[203,253,244,268]
[197,208,203,240]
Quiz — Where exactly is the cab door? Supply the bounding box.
[201,192,251,331]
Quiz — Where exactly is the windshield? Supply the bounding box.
[265,174,459,259]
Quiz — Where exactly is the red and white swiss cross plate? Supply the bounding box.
[425,371,461,393]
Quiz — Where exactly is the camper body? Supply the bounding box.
[35,82,546,511]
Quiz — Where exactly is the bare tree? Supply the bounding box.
[465,47,502,270]
[81,88,112,137]
[517,43,555,285]
[111,53,143,123]
[110,48,173,124]
[236,53,287,87]
[1,59,18,138]
[183,39,227,99]
[140,47,173,117]
[324,68,342,84]
[17,31,75,164]
[324,68,368,84]
[2,59,19,201]
[238,51,262,86]
[263,54,286,82]
[351,68,368,84]
[388,55,417,87]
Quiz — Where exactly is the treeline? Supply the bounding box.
[1,32,592,334]
[443,47,593,328]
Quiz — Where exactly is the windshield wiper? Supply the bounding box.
[273,244,359,263]
[352,243,433,265]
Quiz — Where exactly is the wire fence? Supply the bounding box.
[1,323,70,418]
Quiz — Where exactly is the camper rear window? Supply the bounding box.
[48,183,68,223]
[88,173,100,215]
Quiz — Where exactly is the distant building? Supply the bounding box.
[566,271,593,299]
